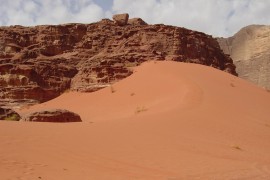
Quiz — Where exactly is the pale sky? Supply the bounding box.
[0,0,269,37]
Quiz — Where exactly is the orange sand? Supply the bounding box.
[1,61,270,179]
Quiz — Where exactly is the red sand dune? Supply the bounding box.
[1,61,270,179]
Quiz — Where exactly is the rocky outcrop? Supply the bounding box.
[21,109,82,122]
[0,107,21,121]
[0,14,236,108]
[217,25,270,89]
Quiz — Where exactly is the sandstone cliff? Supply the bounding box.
[0,15,236,108]
[217,25,270,90]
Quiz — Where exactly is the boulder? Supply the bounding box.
[128,18,147,25]
[112,13,129,26]
[0,107,21,121]
[22,109,82,122]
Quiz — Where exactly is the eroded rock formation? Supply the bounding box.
[0,14,236,108]
[21,109,82,122]
[217,25,270,90]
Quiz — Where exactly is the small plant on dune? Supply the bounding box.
[135,106,148,114]
[266,88,270,93]
[231,145,242,151]
[110,85,116,93]
[130,92,135,96]
[4,114,20,121]
[230,82,235,87]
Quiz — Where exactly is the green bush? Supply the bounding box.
[4,114,20,121]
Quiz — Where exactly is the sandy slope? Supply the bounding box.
[1,61,270,180]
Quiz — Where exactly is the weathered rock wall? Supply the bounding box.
[217,25,270,90]
[0,15,236,108]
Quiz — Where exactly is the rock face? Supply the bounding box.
[0,14,236,108]
[0,63,77,108]
[217,25,270,89]
[0,107,21,121]
[22,109,82,122]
